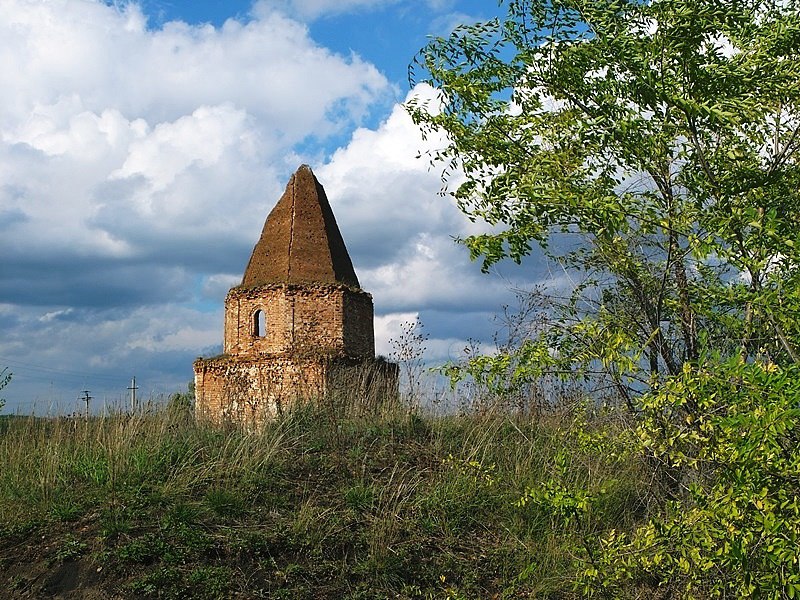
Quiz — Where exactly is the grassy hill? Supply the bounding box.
[0,397,647,599]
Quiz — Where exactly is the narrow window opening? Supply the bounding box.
[253,310,267,338]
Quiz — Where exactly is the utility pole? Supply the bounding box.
[81,390,92,420]
[128,377,138,413]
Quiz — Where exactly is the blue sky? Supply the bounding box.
[0,0,550,413]
[139,1,492,84]
[131,0,495,98]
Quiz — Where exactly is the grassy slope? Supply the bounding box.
[0,403,646,599]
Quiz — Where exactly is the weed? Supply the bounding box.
[162,501,201,529]
[72,453,110,486]
[186,565,235,598]
[116,534,169,565]
[100,505,131,539]
[128,566,181,597]
[53,537,87,562]
[204,487,245,518]
[49,498,83,522]
[344,483,375,513]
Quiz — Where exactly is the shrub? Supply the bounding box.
[580,358,800,597]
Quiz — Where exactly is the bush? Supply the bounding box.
[580,358,800,598]
[0,367,10,412]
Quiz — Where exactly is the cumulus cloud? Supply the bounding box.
[0,0,388,408]
[319,85,550,361]
[0,2,387,132]
[0,0,389,308]
[254,0,401,21]
[0,1,547,412]
[374,311,418,357]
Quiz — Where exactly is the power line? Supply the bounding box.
[0,357,192,391]
[0,356,124,382]
[80,390,92,419]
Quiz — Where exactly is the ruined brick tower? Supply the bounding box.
[193,165,383,424]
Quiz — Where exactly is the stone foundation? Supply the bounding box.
[193,355,398,426]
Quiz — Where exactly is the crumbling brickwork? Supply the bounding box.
[194,356,327,425]
[194,165,393,425]
[222,284,374,358]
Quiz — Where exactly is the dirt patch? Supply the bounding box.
[0,520,119,600]
[43,558,109,599]
[3,557,114,599]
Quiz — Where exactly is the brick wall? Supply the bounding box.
[194,355,399,426]
[222,283,374,359]
[342,290,376,357]
[195,281,381,425]
[194,356,327,425]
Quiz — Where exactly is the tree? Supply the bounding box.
[0,367,10,412]
[167,381,195,416]
[408,0,800,400]
[408,0,800,594]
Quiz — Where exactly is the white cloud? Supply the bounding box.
[0,2,549,413]
[254,0,467,22]
[0,303,221,412]
[0,0,391,410]
[202,274,243,300]
[374,311,470,370]
[39,309,75,323]
[315,84,550,378]
[125,308,221,353]
[112,104,253,192]
[0,0,390,282]
[374,311,418,357]
[0,2,388,135]
[426,0,456,10]
[429,10,483,35]
[254,0,401,21]
[706,33,739,58]
[319,85,522,314]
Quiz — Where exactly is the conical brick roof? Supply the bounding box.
[242,165,360,288]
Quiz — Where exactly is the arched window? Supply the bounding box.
[253,309,266,338]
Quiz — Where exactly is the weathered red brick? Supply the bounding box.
[194,165,388,425]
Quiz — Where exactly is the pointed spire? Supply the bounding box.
[242,165,360,288]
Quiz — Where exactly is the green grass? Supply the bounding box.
[0,399,650,599]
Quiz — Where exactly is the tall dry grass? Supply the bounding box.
[0,370,650,598]
[0,407,289,527]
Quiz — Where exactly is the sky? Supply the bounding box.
[0,0,554,414]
